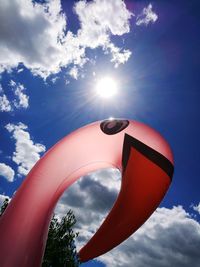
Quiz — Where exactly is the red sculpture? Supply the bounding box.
[0,119,174,266]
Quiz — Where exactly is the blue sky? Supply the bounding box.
[0,0,200,266]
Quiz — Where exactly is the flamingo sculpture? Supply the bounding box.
[0,119,174,266]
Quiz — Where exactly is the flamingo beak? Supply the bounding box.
[79,133,174,262]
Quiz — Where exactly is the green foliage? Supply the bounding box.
[0,199,79,267]
[42,210,80,267]
[0,198,9,216]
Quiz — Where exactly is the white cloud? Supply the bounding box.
[69,66,79,80]
[65,79,70,85]
[0,163,15,182]
[99,205,200,267]
[74,0,133,67]
[17,68,24,73]
[51,76,59,84]
[193,203,200,215]
[5,123,46,176]
[74,0,132,44]
[0,81,29,112]
[136,4,158,26]
[106,43,132,68]
[0,0,69,78]
[55,168,200,267]
[0,0,133,79]
[9,80,29,109]
[0,94,12,112]
[55,168,121,247]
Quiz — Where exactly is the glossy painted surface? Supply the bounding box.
[0,119,173,266]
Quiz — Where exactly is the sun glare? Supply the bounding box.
[95,77,118,98]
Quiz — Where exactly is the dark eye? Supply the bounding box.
[100,119,129,135]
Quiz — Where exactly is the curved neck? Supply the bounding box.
[0,158,113,267]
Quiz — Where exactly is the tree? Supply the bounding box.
[0,199,80,267]
[42,210,80,267]
[0,198,9,216]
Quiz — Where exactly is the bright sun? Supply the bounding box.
[95,77,118,98]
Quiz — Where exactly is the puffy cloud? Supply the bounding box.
[9,80,29,109]
[0,163,15,182]
[5,123,46,176]
[55,168,121,246]
[74,0,132,67]
[69,66,79,80]
[0,94,12,112]
[0,0,132,79]
[193,203,200,215]
[74,0,132,45]
[106,43,132,68]
[136,4,158,26]
[51,76,59,84]
[0,81,29,112]
[0,0,69,78]
[55,168,200,267]
[99,206,200,267]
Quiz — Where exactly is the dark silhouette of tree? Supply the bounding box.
[42,210,80,267]
[0,198,9,216]
[0,199,80,267]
